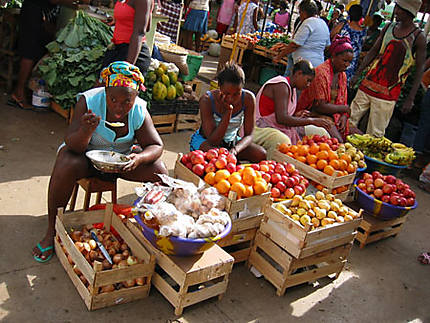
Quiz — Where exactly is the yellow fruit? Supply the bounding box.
[291,214,300,221]
[253,180,268,195]
[230,182,246,199]
[243,185,254,198]
[214,169,231,183]
[214,179,231,194]
[228,172,242,184]
[242,167,257,186]
[311,218,320,227]
[300,215,311,226]
[204,172,216,185]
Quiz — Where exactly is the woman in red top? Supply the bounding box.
[101,0,154,74]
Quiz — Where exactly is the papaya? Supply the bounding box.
[167,85,177,100]
[175,82,184,97]
[153,81,167,102]
[161,74,170,87]
[155,67,164,79]
[159,63,168,74]
[168,72,178,84]
[146,71,157,84]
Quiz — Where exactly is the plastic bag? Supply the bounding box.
[420,163,430,184]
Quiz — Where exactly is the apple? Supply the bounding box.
[227,154,237,164]
[192,164,205,177]
[331,138,339,145]
[313,135,321,142]
[382,184,393,194]
[281,175,289,183]
[366,184,375,194]
[372,171,383,179]
[384,175,396,184]
[286,177,295,188]
[206,149,218,160]
[363,173,373,180]
[358,183,366,191]
[262,173,271,183]
[365,179,374,187]
[302,179,310,188]
[397,197,407,207]
[357,179,365,185]
[292,176,301,187]
[291,170,300,177]
[276,182,286,192]
[219,148,229,155]
[294,185,305,196]
[205,163,216,173]
[185,162,193,170]
[390,195,399,205]
[275,164,286,174]
[250,163,260,171]
[284,188,295,199]
[271,187,281,198]
[374,188,383,198]
[215,157,227,169]
[181,154,190,164]
[403,183,411,190]
[381,195,390,203]
[271,173,282,184]
[406,197,415,206]
[260,160,269,165]
[190,152,205,165]
[267,170,274,176]
[286,163,296,175]
[374,178,384,188]
[236,165,245,172]
[226,162,236,173]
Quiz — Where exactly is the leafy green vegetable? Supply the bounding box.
[38,11,113,109]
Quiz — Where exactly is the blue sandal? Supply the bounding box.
[33,243,54,263]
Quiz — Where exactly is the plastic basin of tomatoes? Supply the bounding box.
[354,179,417,220]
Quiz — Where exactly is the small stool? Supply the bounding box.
[69,177,117,211]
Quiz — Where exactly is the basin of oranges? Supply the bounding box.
[204,166,269,199]
[278,142,357,177]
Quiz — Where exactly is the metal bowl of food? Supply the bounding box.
[85,150,130,173]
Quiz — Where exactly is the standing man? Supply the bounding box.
[349,0,426,137]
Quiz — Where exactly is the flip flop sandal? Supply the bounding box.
[7,95,32,110]
[417,252,430,265]
[33,243,54,263]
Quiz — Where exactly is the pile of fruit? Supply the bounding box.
[181,149,269,198]
[278,141,358,176]
[60,225,145,292]
[347,134,415,166]
[256,32,290,49]
[300,135,340,151]
[274,190,361,229]
[356,172,416,207]
[224,33,261,46]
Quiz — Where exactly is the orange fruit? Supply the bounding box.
[347,164,356,174]
[306,154,318,165]
[309,144,319,155]
[279,143,290,154]
[329,159,340,170]
[253,180,268,195]
[316,184,324,190]
[204,172,216,185]
[230,182,246,198]
[289,145,298,154]
[242,167,257,186]
[243,185,254,198]
[228,172,242,184]
[316,151,329,160]
[340,154,352,163]
[316,159,328,170]
[339,160,348,171]
[323,165,335,176]
[310,163,317,169]
[319,143,330,151]
[287,152,294,158]
[298,145,310,156]
[328,151,338,161]
[215,169,231,182]
[214,179,231,194]
[297,156,307,164]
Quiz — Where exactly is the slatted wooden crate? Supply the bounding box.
[51,101,74,124]
[249,232,353,296]
[260,201,362,259]
[355,213,409,248]
[253,45,268,57]
[152,114,177,134]
[126,218,234,315]
[54,204,155,310]
[272,149,356,199]
[175,113,200,132]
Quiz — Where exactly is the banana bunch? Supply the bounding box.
[385,143,416,165]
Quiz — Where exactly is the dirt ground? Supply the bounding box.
[1,90,430,322]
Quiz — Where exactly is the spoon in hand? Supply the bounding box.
[103,120,125,127]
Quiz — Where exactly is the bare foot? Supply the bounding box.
[32,235,55,261]
[9,93,32,110]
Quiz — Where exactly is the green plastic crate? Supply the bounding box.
[180,54,203,82]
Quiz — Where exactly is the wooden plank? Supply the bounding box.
[183,279,229,307]
[253,232,293,270]
[264,203,307,240]
[283,262,345,289]
[151,272,180,307]
[91,285,150,310]
[55,217,95,285]
[176,114,200,131]
[174,154,206,188]
[59,209,105,228]
[365,226,403,244]
[363,214,408,232]
[226,192,270,216]
[291,244,352,270]
[152,114,176,134]
[94,264,152,287]
[231,215,263,232]
[248,248,284,290]
[103,204,113,233]
[218,228,256,247]
[306,217,361,244]
[299,233,356,259]
[229,248,251,263]
[55,239,92,310]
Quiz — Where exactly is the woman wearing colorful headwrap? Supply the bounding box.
[296,35,361,142]
[32,61,168,263]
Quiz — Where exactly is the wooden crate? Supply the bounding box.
[272,149,356,191]
[54,204,155,311]
[126,218,234,315]
[249,231,352,296]
[355,213,409,248]
[253,45,268,57]
[185,79,202,98]
[175,113,200,132]
[51,101,74,124]
[152,114,177,134]
[260,201,362,259]
[221,35,252,50]
[218,214,263,263]
[174,153,271,219]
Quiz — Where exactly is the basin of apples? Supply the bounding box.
[355,171,416,207]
